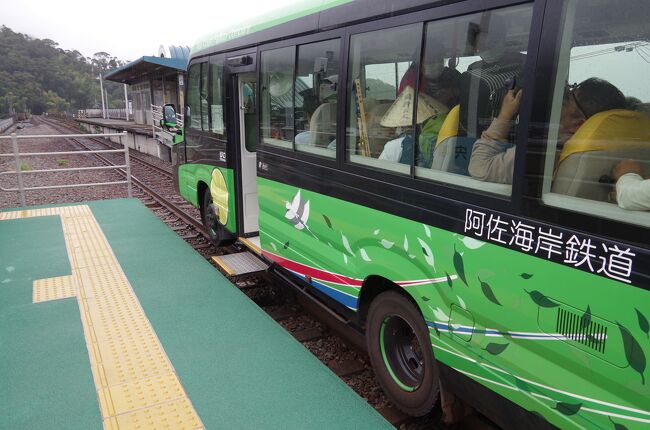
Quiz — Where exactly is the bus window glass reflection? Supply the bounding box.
[261,46,295,149]
[542,0,650,226]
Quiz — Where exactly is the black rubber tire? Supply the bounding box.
[366,291,439,417]
[201,189,235,247]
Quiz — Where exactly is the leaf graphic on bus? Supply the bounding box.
[341,233,355,256]
[343,253,348,264]
[431,307,449,322]
[423,224,431,238]
[457,296,466,310]
[418,238,435,269]
[373,229,380,235]
[445,272,453,288]
[453,245,467,286]
[360,248,371,262]
[525,290,558,308]
[635,308,649,339]
[403,235,409,252]
[322,214,333,229]
[609,416,629,430]
[422,296,430,302]
[270,242,277,251]
[580,305,592,330]
[380,239,394,249]
[520,273,533,279]
[283,241,290,249]
[618,322,646,385]
[485,342,509,355]
[515,378,531,393]
[458,236,486,250]
[554,402,582,416]
[478,276,501,306]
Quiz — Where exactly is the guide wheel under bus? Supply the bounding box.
[366,291,440,417]
[202,188,234,247]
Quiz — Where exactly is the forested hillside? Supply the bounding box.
[0,25,128,117]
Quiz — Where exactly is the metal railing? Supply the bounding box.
[77,108,132,120]
[0,131,131,206]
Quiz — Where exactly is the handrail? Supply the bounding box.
[0,131,131,206]
[0,132,126,140]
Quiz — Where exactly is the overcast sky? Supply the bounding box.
[1,0,301,61]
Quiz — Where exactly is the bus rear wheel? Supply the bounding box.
[366,291,439,417]
[201,189,234,247]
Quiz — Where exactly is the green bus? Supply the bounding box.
[169,0,650,428]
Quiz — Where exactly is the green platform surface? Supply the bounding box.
[0,198,390,429]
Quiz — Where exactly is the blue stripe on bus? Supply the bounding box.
[289,271,359,310]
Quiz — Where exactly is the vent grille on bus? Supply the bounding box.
[556,307,607,353]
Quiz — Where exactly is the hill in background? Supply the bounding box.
[0,25,128,117]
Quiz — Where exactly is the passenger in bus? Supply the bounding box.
[294,90,319,145]
[458,13,526,139]
[378,42,461,165]
[468,78,626,184]
[612,159,650,210]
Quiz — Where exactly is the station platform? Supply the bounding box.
[75,118,154,137]
[73,118,171,161]
[0,198,390,430]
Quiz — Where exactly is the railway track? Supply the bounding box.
[27,117,465,429]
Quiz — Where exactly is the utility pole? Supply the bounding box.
[124,84,129,121]
[99,73,106,119]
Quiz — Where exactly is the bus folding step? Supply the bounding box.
[211,251,269,277]
[237,236,261,255]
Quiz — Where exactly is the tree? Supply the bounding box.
[0,26,127,115]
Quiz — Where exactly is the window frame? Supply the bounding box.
[333,0,542,215]
[184,55,230,166]
[185,60,208,132]
[257,28,347,170]
[521,0,650,247]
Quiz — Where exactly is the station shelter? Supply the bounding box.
[104,45,189,126]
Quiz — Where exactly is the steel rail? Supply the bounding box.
[47,127,209,239]
[39,117,174,180]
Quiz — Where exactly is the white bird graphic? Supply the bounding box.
[285,190,310,230]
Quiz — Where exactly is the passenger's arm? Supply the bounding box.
[616,173,650,210]
[468,118,516,184]
[467,89,521,184]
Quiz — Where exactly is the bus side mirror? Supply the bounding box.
[162,104,177,128]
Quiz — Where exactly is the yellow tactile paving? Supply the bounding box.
[2,205,204,430]
[113,398,203,430]
[33,275,77,303]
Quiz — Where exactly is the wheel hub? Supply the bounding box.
[380,315,424,391]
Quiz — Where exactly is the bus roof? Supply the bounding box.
[190,0,353,58]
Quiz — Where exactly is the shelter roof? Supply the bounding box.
[104,56,188,84]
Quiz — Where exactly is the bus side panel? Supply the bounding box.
[257,177,650,430]
[177,164,238,234]
[217,166,237,234]
[178,163,214,206]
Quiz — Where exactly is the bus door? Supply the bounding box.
[236,72,259,234]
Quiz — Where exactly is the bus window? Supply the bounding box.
[261,46,295,149]
[416,4,533,196]
[294,39,340,158]
[200,62,209,131]
[346,23,421,174]
[542,0,650,226]
[186,62,204,131]
[209,55,226,138]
